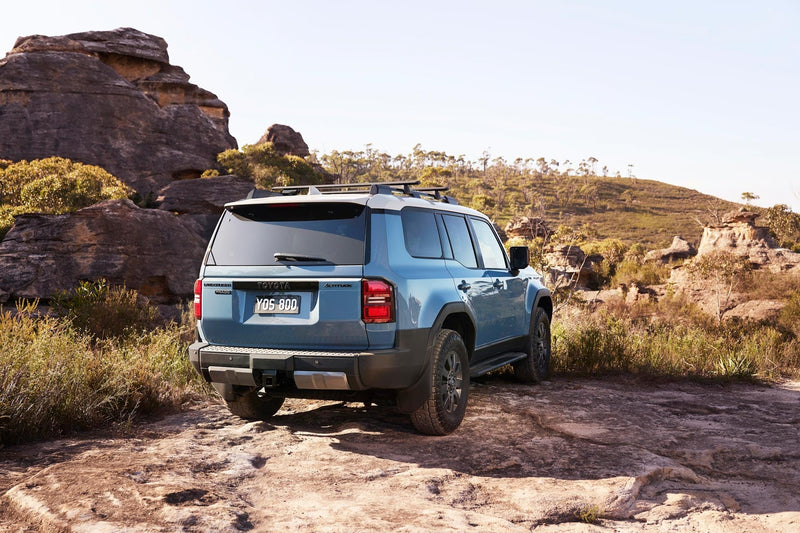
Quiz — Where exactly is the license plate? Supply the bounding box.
[254,295,301,314]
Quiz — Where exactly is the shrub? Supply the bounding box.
[553,307,800,380]
[0,157,131,208]
[50,280,163,340]
[612,260,671,288]
[217,142,324,188]
[0,302,208,445]
[0,157,132,238]
[778,291,800,337]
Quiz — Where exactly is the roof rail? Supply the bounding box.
[272,180,459,204]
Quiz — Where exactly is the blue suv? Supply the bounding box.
[189,181,552,435]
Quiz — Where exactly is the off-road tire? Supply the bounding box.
[410,329,470,435]
[225,386,285,420]
[513,307,551,383]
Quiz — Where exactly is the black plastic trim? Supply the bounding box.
[231,281,319,291]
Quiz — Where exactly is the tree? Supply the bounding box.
[688,251,752,323]
[741,191,759,205]
[764,204,800,249]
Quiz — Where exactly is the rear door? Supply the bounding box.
[199,201,369,349]
[440,213,501,350]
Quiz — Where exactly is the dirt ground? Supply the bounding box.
[1,376,799,532]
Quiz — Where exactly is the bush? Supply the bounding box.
[50,280,163,340]
[553,307,800,380]
[0,302,208,445]
[217,142,324,188]
[0,157,132,238]
[612,260,671,287]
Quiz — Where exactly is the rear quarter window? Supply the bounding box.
[401,208,443,259]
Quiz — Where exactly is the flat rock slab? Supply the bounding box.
[2,377,799,532]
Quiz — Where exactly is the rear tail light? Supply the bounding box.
[362,279,394,323]
[194,279,202,319]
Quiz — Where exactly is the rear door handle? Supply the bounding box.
[493,279,503,288]
[457,281,471,291]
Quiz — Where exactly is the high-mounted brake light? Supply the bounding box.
[362,279,394,323]
[194,279,202,319]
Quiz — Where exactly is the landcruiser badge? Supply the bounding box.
[324,283,353,288]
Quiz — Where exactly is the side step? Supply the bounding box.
[469,352,528,377]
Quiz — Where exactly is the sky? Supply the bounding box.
[2,1,799,212]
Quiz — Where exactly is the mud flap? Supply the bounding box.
[395,360,433,414]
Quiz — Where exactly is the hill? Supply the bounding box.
[301,146,744,249]
[528,175,740,248]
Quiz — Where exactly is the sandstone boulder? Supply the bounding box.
[156,175,258,240]
[544,244,598,289]
[157,175,255,214]
[645,236,697,263]
[504,216,551,240]
[723,300,786,322]
[257,124,310,157]
[696,208,800,271]
[0,28,236,197]
[0,199,206,303]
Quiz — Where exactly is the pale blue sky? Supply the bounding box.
[3,1,798,212]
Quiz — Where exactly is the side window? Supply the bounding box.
[442,214,478,268]
[401,209,443,258]
[471,218,508,269]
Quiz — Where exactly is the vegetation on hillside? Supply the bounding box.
[0,157,132,240]
[210,143,746,248]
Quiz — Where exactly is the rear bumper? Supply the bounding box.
[189,329,428,392]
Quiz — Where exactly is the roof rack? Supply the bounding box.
[272,180,459,204]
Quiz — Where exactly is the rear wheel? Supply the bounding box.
[410,329,470,435]
[223,386,285,420]
[513,307,551,383]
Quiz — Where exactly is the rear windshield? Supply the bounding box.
[209,202,367,266]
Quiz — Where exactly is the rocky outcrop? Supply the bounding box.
[723,300,786,322]
[0,199,206,303]
[257,124,309,157]
[156,174,257,240]
[645,236,697,263]
[544,244,598,289]
[504,216,551,240]
[0,28,236,196]
[697,208,800,271]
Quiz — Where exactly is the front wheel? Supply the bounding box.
[410,329,470,435]
[513,307,551,383]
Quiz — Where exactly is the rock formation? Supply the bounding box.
[645,236,697,263]
[0,199,207,303]
[156,174,256,240]
[0,27,237,197]
[257,124,310,157]
[697,208,800,271]
[504,216,551,240]
[544,244,598,289]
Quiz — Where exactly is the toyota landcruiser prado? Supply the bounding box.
[188,180,552,435]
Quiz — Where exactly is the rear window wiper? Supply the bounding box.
[274,252,328,262]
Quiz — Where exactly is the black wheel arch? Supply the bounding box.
[396,302,476,414]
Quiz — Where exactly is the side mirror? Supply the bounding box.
[509,246,529,270]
